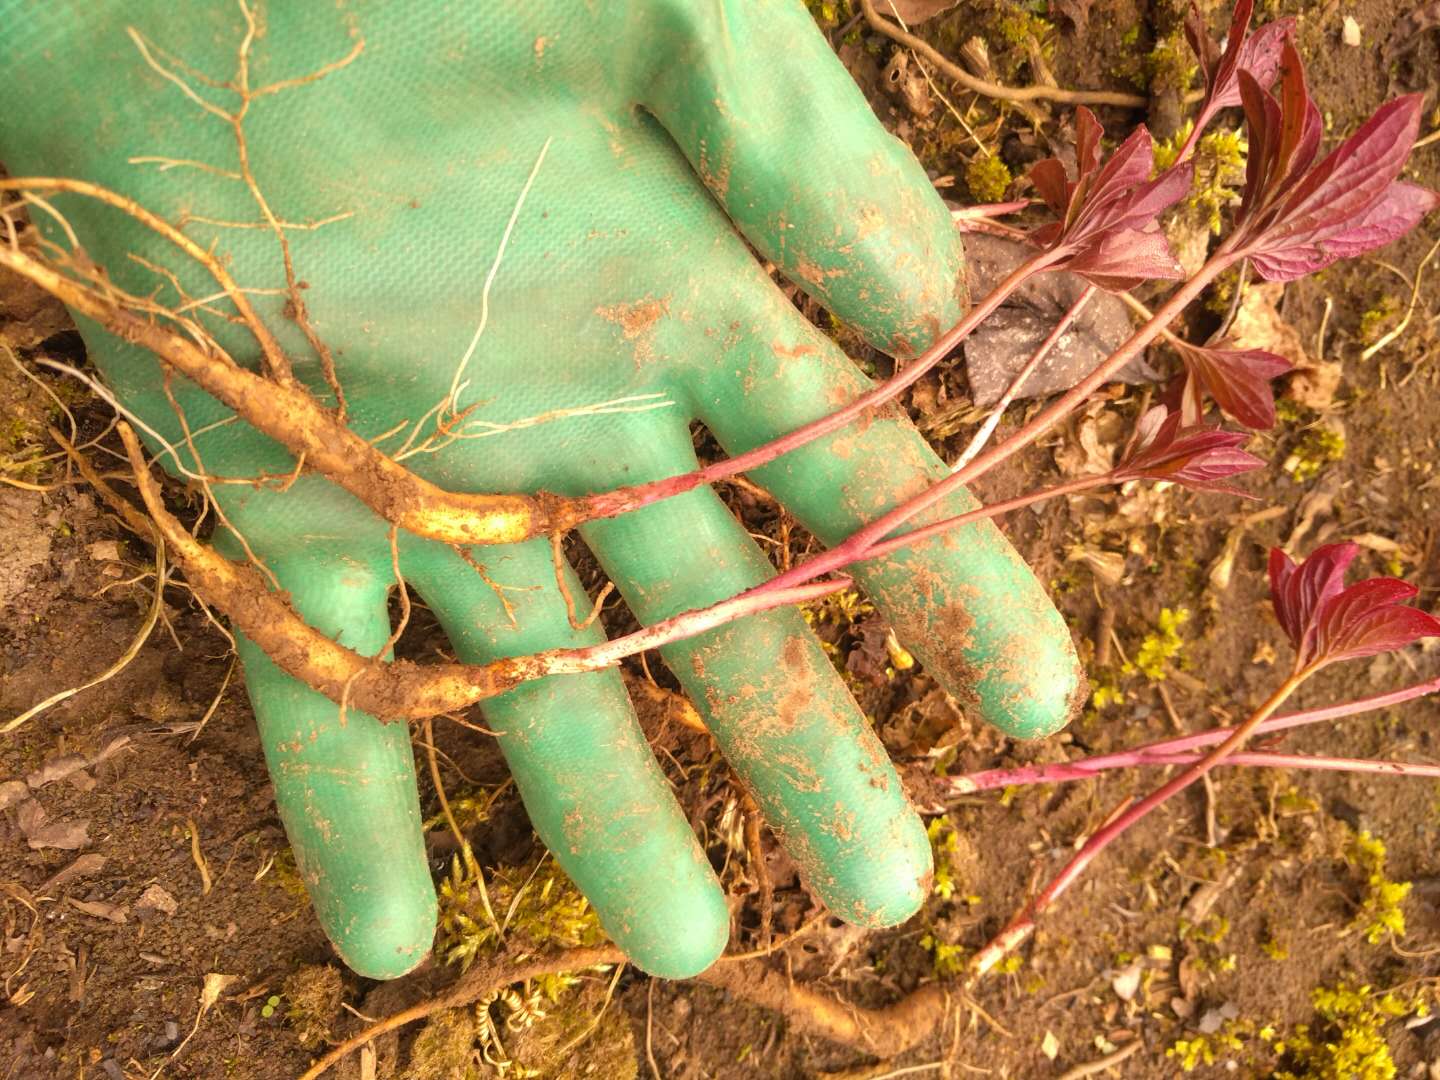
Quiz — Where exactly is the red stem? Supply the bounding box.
[973,666,1308,976]
[576,250,1062,522]
[945,676,1440,794]
[535,577,851,677]
[1138,750,1440,779]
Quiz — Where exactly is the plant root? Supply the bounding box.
[858,0,1147,108]
[697,960,948,1057]
[294,946,627,1080]
[0,241,561,546]
[109,421,848,721]
[297,945,951,1079]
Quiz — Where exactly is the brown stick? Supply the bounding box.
[859,0,1147,108]
[294,946,627,1080]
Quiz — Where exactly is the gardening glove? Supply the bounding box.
[0,0,1083,980]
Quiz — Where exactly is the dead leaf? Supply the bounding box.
[27,753,89,790]
[136,884,179,919]
[884,0,961,24]
[1284,360,1342,411]
[67,897,127,924]
[1067,544,1126,587]
[1111,960,1143,1002]
[1053,402,1125,477]
[39,853,107,895]
[846,617,893,687]
[963,234,1156,406]
[1230,283,1310,368]
[86,540,123,562]
[1041,1030,1061,1060]
[25,735,130,792]
[16,799,89,851]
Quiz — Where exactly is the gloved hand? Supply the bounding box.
[1,1,1081,979]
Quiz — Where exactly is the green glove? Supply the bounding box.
[0,1,1082,979]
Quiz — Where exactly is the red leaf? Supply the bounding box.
[1268,544,1440,668]
[1025,109,1190,290]
[1316,578,1440,664]
[1237,59,1439,277]
[1274,181,1440,273]
[1173,340,1291,428]
[1269,543,1357,661]
[1114,407,1264,493]
[1268,93,1425,244]
[1030,158,1071,216]
[1063,227,1185,291]
[1185,0,1294,143]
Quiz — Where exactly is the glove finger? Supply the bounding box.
[227,547,436,979]
[641,0,965,357]
[689,306,1084,739]
[399,535,729,979]
[581,487,932,928]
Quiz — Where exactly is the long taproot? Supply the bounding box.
[0,244,565,545]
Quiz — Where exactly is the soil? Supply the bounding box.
[3,1,1439,1077]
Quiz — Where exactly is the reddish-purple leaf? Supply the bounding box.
[1184,0,1294,150]
[1113,407,1263,493]
[1268,92,1424,243]
[1173,339,1291,428]
[1235,46,1439,278]
[1025,111,1191,291]
[1268,543,1356,661]
[1220,16,1294,107]
[1031,158,1071,215]
[1062,227,1185,291]
[1268,544,1440,668]
[1253,180,1440,280]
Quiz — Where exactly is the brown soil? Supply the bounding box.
[3,1,1439,1077]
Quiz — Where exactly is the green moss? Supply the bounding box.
[918,933,968,978]
[438,857,606,972]
[965,155,1013,203]
[1148,29,1198,95]
[927,817,962,901]
[1348,831,1411,945]
[1272,984,1417,1080]
[1124,607,1190,682]
[1359,295,1402,344]
[1168,1023,1249,1071]
[1284,425,1345,483]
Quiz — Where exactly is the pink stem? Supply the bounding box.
[576,250,1063,522]
[950,283,1097,475]
[1141,750,1440,779]
[974,668,1307,976]
[536,577,851,676]
[945,676,1440,794]
[951,199,1032,223]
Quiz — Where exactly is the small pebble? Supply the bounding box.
[1342,15,1362,46]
